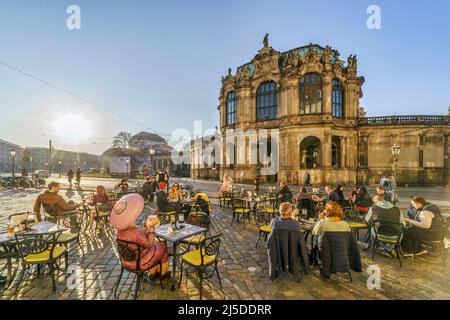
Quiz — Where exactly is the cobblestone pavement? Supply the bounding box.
[0,188,449,300]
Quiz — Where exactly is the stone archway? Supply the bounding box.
[300,136,322,169]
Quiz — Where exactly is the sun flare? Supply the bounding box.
[53,114,91,143]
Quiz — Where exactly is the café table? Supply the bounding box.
[155,222,207,290]
[0,221,67,287]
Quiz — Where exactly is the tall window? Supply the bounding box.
[300,136,321,169]
[226,91,237,125]
[300,73,322,114]
[332,79,344,118]
[256,81,278,121]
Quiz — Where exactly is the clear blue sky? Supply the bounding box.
[0,0,449,155]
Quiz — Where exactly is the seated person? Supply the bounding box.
[269,202,301,231]
[295,186,312,201]
[276,181,293,203]
[375,185,392,203]
[33,181,82,222]
[402,196,446,257]
[115,178,129,193]
[111,194,170,280]
[312,185,340,204]
[218,174,233,196]
[156,189,180,215]
[353,186,373,214]
[312,201,351,245]
[168,183,183,202]
[87,185,110,227]
[365,196,405,254]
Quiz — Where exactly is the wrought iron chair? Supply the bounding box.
[56,210,85,256]
[371,220,405,267]
[114,239,164,299]
[231,198,252,227]
[14,231,68,292]
[92,201,113,232]
[413,219,448,266]
[178,233,223,300]
[219,191,233,208]
[180,212,210,252]
[255,225,272,249]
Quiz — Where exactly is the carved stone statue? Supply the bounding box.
[324,45,332,64]
[228,67,232,76]
[347,54,357,77]
[263,33,269,47]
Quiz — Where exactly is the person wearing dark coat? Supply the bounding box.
[276,181,293,203]
[376,185,392,203]
[267,203,310,282]
[155,190,180,214]
[318,231,362,278]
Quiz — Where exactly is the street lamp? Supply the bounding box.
[391,143,401,204]
[126,158,130,177]
[58,160,62,178]
[149,149,155,174]
[10,149,16,177]
[29,156,32,174]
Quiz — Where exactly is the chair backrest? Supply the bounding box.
[198,233,222,266]
[371,220,404,241]
[116,239,143,272]
[14,232,61,261]
[8,212,30,228]
[232,198,247,210]
[57,210,83,234]
[187,212,210,229]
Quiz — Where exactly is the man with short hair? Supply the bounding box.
[376,185,392,203]
[33,181,82,222]
[313,186,340,204]
[270,202,301,231]
[365,196,405,255]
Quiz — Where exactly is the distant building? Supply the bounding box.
[0,139,23,173]
[192,36,450,187]
[101,131,190,177]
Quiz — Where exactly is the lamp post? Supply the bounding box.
[149,149,155,175]
[391,143,401,204]
[10,149,16,177]
[29,156,32,174]
[126,158,130,178]
[58,160,62,178]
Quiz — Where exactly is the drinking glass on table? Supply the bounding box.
[7,223,15,237]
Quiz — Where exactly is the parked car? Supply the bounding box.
[34,170,50,178]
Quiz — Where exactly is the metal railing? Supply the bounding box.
[358,115,450,126]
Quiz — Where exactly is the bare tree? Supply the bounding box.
[112,132,132,153]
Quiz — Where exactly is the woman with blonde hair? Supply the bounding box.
[218,174,234,196]
[168,183,183,202]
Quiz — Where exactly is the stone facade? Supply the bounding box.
[196,35,450,187]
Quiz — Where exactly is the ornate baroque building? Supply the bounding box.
[208,35,450,187]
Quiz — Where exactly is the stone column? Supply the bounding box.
[323,73,333,116]
[323,129,332,168]
[340,136,346,169]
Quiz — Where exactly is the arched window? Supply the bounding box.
[300,73,322,114]
[226,91,237,125]
[300,136,321,169]
[256,81,278,121]
[332,79,344,118]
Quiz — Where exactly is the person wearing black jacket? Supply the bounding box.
[142,176,158,202]
[276,181,293,203]
[156,190,180,215]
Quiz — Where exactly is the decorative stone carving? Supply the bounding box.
[263,33,269,48]
[252,46,281,79]
[347,54,357,78]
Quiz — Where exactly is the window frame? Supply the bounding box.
[256,81,278,121]
[300,73,323,115]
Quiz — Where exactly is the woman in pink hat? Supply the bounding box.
[111,193,170,280]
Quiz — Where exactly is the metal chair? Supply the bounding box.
[231,198,252,227]
[178,233,223,300]
[14,231,68,292]
[114,239,164,299]
[255,225,271,248]
[371,220,404,267]
[56,210,85,256]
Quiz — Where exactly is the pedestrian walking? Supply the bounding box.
[75,168,82,190]
[67,169,74,189]
[304,172,312,187]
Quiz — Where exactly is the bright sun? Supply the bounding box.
[54,114,91,143]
